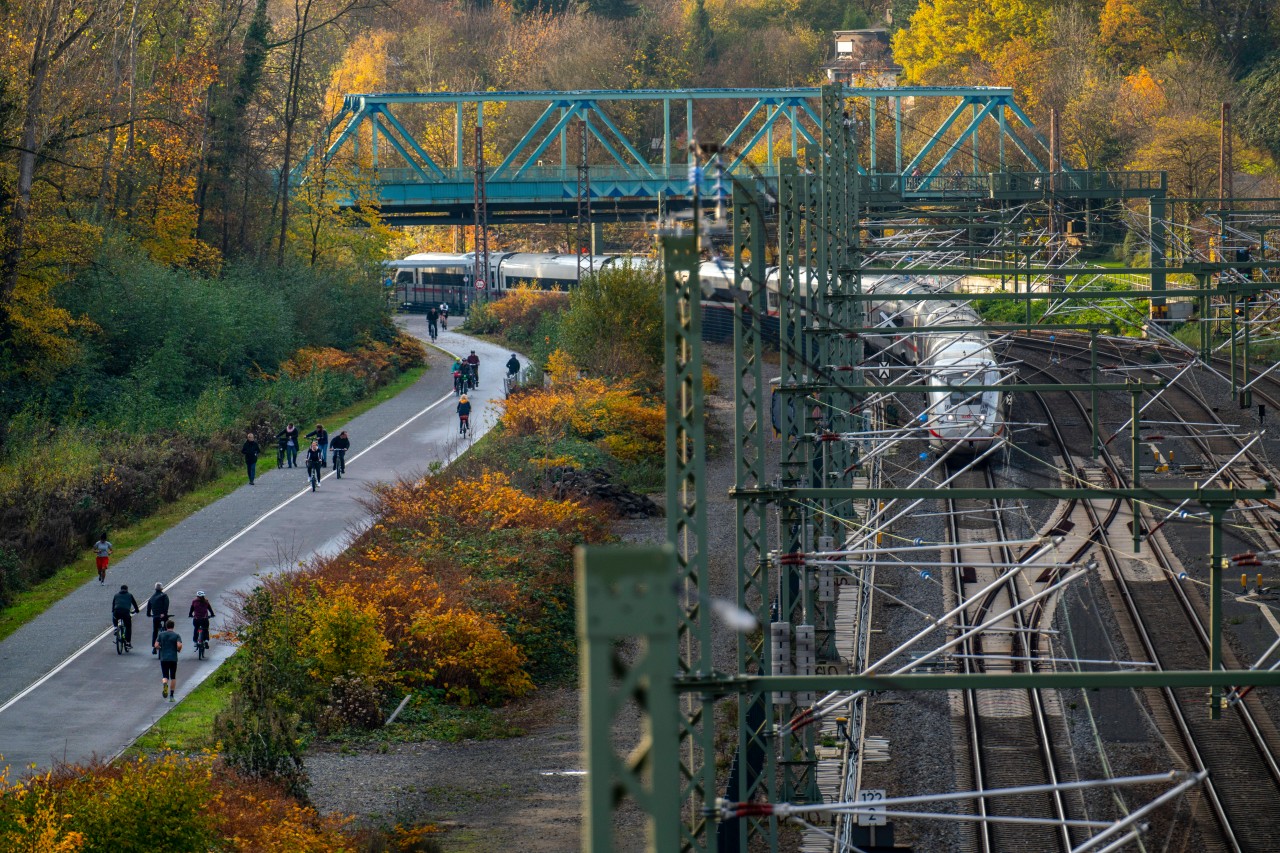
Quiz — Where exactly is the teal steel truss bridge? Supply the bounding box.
[295,87,1164,225]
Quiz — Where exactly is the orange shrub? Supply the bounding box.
[281,346,356,378]
[0,755,356,851]
[484,283,566,340]
[280,336,425,384]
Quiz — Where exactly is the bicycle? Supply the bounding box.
[113,618,128,655]
[459,414,470,438]
[307,461,320,491]
[193,621,210,660]
[333,448,346,479]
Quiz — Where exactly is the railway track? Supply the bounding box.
[945,462,1074,852]
[1015,346,1280,851]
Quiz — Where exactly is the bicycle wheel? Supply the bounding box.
[310,467,318,491]
[197,632,206,660]
[114,624,124,655]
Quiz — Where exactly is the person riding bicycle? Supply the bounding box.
[440,302,449,329]
[457,395,472,434]
[452,359,465,395]
[306,423,329,467]
[146,582,170,654]
[465,350,480,383]
[189,590,216,649]
[330,430,350,473]
[304,441,323,486]
[111,584,140,650]
[426,305,439,340]
[506,353,520,377]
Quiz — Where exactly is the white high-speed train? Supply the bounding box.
[391,252,1010,451]
[863,276,1010,451]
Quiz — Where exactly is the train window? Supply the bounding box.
[944,371,980,405]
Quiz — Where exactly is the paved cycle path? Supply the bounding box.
[0,320,520,773]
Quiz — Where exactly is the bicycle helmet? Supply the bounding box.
[196,590,206,598]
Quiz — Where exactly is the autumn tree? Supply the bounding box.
[892,0,1050,84]
[271,0,389,267]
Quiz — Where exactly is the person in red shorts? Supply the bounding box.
[94,533,113,584]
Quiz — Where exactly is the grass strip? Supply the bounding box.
[126,667,235,755]
[0,364,428,643]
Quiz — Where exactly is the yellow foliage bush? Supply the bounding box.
[0,755,354,850]
[281,346,357,378]
[409,603,534,704]
[501,371,664,464]
[484,283,566,340]
[302,589,390,681]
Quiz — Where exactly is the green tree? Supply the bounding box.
[689,0,717,63]
[1240,54,1280,162]
[214,586,311,799]
[558,263,663,383]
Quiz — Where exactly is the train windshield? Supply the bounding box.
[943,370,984,406]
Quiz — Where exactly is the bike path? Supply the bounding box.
[0,321,520,773]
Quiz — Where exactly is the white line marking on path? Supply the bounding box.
[0,387,457,717]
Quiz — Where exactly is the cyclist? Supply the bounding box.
[330,430,350,477]
[304,441,324,490]
[306,423,329,467]
[111,584,140,651]
[440,302,449,329]
[457,394,472,435]
[189,590,216,651]
[94,532,113,584]
[276,423,300,468]
[506,353,520,377]
[426,305,439,341]
[155,618,182,701]
[452,359,465,395]
[146,582,170,654]
[465,350,480,384]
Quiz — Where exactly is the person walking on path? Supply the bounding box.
[241,432,261,485]
[155,619,182,701]
[276,423,300,468]
[507,353,520,377]
[93,533,113,584]
[146,583,169,654]
[306,424,329,466]
[111,584,140,650]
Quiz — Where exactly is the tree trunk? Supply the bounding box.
[276,0,313,267]
[1,0,63,310]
